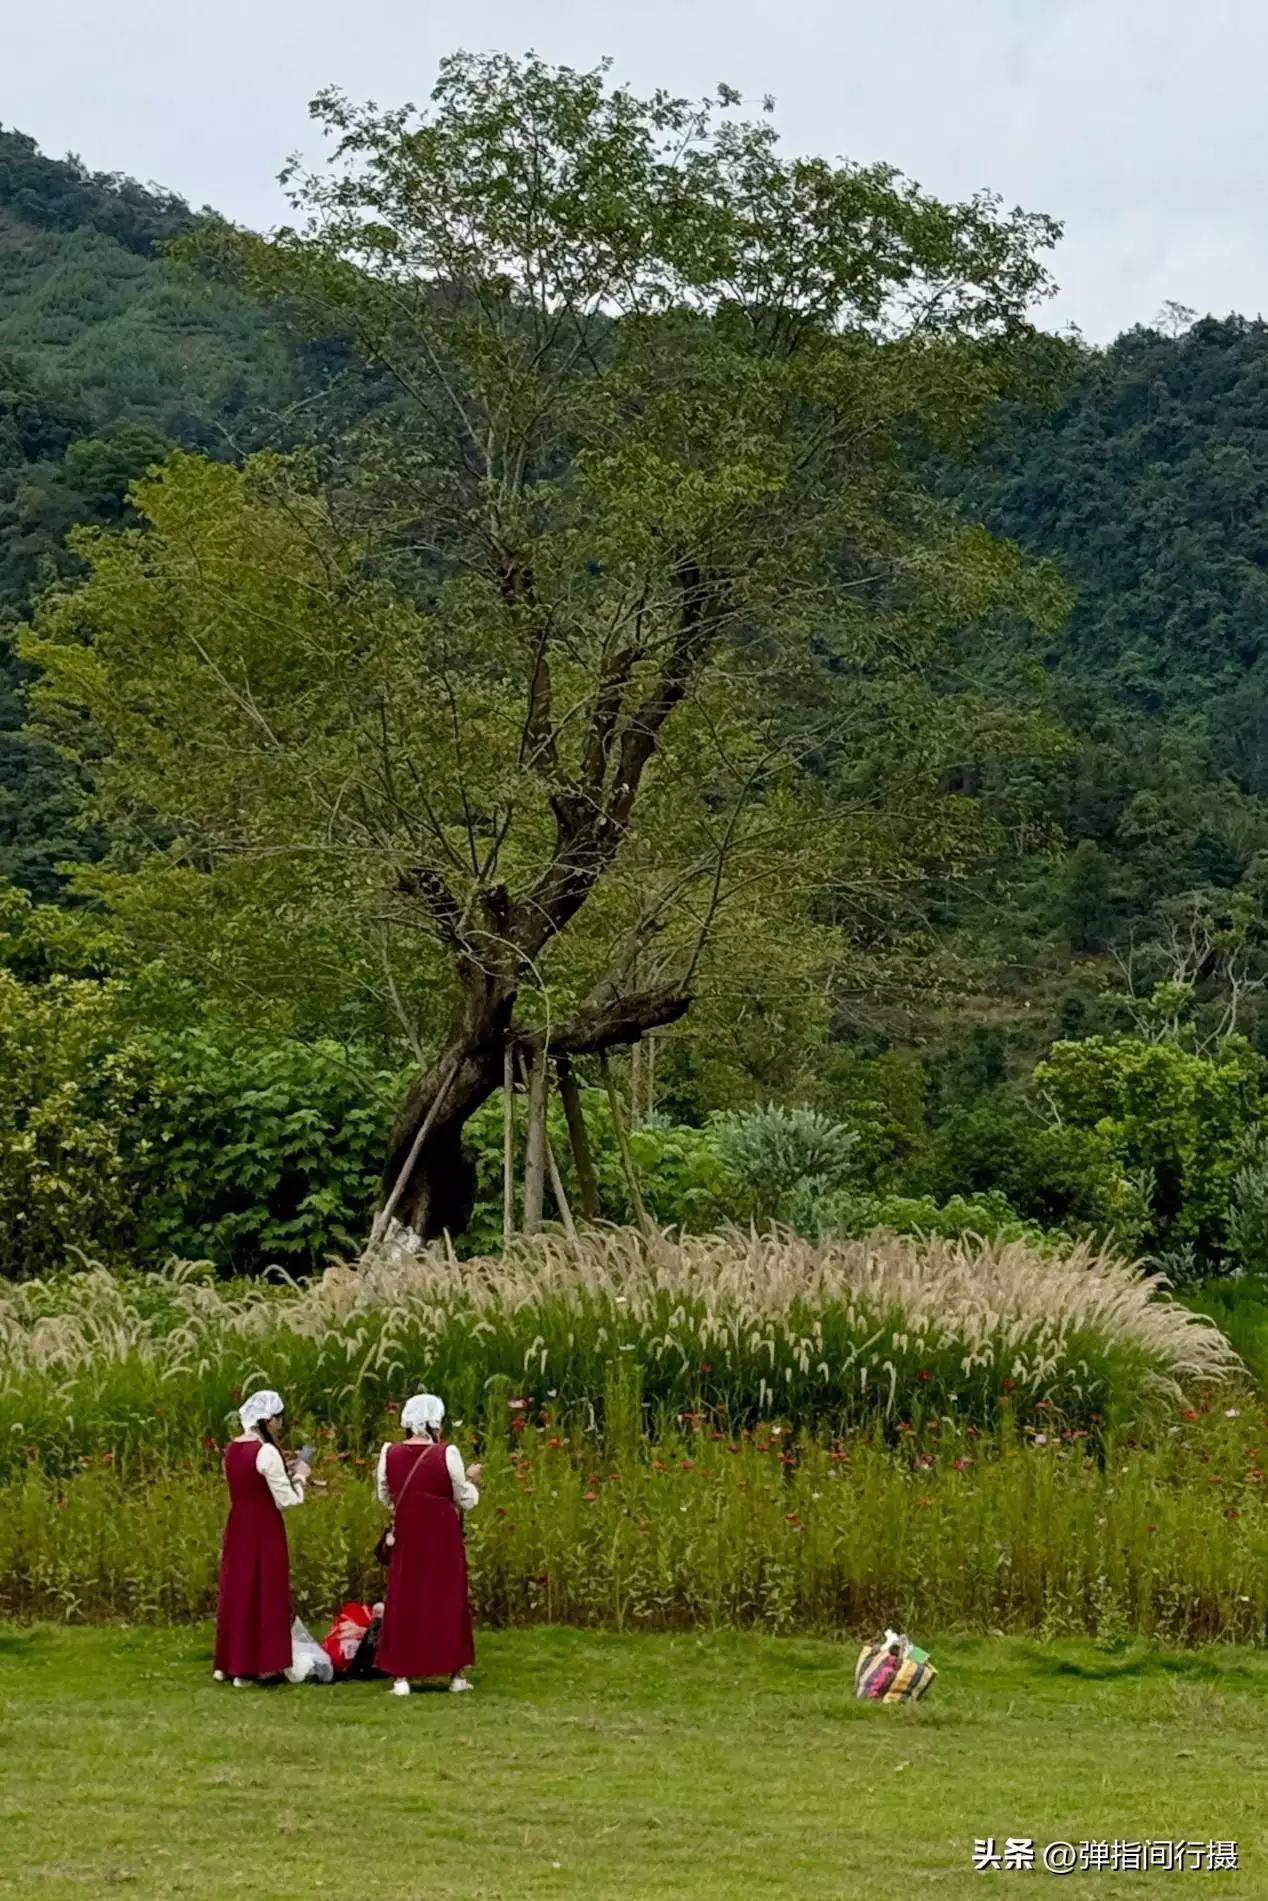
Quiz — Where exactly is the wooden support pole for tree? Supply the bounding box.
[522,1048,548,1235]
[545,1128,577,1239]
[502,1043,516,1244]
[630,1042,643,1127]
[600,1049,651,1239]
[557,1057,600,1221]
[645,1033,657,1121]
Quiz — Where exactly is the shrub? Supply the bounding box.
[713,1104,857,1220]
[132,1031,408,1274]
[0,968,150,1276]
[1033,1035,1264,1261]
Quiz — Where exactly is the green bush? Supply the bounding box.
[0,968,150,1276]
[132,1031,408,1274]
[930,1097,1148,1245]
[1034,1035,1264,1260]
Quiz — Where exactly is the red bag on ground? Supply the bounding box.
[321,1601,373,1673]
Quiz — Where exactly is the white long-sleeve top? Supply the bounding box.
[256,1441,306,1510]
[376,1440,479,1513]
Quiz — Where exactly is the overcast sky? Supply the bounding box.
[5,0,1265,343]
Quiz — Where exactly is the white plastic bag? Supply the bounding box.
[285,1617,334,1684]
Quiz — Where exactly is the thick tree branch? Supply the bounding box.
[514,984,692,1063]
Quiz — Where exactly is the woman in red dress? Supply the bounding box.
[213,1388,310,1686]
[375,1393,481,1695]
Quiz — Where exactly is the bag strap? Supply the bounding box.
[385,1437,437,1526]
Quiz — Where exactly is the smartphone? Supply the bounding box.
[293,1445,316,1466]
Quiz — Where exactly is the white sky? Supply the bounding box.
[4,0,1266,342]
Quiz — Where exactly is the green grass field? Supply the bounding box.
[1,1627,1266,1899]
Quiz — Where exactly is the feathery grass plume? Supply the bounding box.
[0,1229,1239,1475]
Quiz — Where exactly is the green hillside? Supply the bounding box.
[0,129,310,896]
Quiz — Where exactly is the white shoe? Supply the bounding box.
[449,1676,473,1693]
[390,1678,411,1696]
[212,1669,225,1682]
[232,1677,250,1688]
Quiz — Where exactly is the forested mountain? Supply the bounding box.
[0,129,314,896]
[919,316,1268,1067]
[5,125,1268,1050]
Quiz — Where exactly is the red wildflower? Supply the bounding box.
[386,1402,399,1414]
[495,1505,508,1518]
[203,1436,217,1450]
[1002,1377,1015,1393]
[952,1457,974,1472]
[966,1424,980,1437]
[700,1363,713,1373]
[915,1453,935,1469]
[918,1369,933,1382]
[1226,1507,1241,1520]
[547,1436,562,1449]
[784,1511,801,1525]
[511,1418,527,1432]
[583,1490,599,1502]
[710,1431,725,1441]
[781,1453,797,1468]
[681,1461,695,1471]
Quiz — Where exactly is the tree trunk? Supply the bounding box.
[378,977,690,1244]
[378,969,515,1241]
[557,1057,600,1220]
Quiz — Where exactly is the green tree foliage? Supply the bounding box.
[25,55,1063,1242]
[1032,1034,1263,1257]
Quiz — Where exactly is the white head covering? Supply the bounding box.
[239,1389,284,1432]
[401,1393,444,1436]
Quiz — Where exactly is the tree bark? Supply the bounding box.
[557,1057,600,1221]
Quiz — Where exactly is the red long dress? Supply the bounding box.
[213,1439,293,1679]
[376,1440,476,1681]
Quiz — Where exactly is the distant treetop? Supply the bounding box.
[0,127,196,258]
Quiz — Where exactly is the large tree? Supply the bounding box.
[25,54,1062,1239]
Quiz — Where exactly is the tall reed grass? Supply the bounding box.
[5,1406,1267,1644]
[0,1230,1236,1476]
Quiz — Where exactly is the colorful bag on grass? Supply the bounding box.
[855,1629,936,1703]
[321,1601,373,1674]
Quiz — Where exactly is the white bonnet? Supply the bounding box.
[401,1393,445,1435]
[239,1389,284,1432]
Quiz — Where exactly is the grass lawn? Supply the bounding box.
[2,1626,1267,1899]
